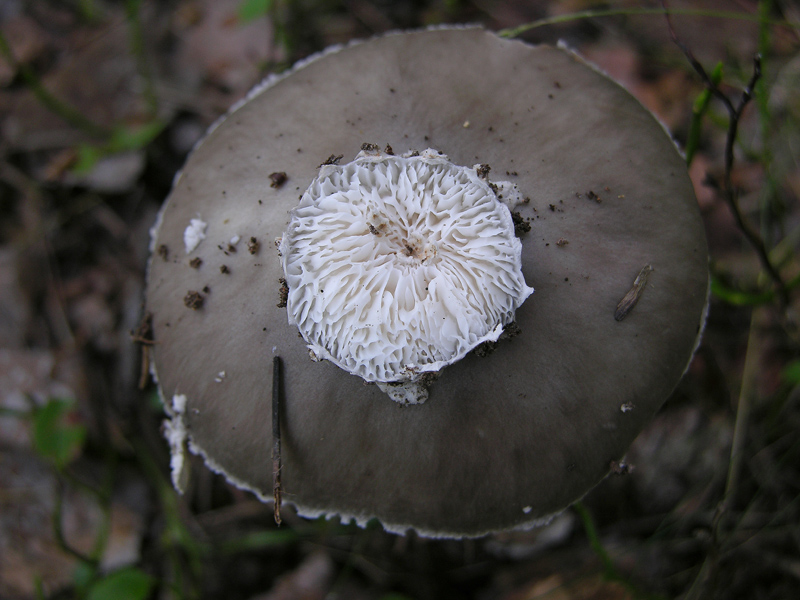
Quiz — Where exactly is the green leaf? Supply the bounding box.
[72,561,96,598]
[219,529,298,554]
[710,275,774,306]
[73,144,104,175]
[77,0,100,22]
[34,576,46,600]
[146,391,164,412]
[685,62,723,166]
[71,120,165,175]
[108,120,165,152]
[238,0,273,23]
[782,361,800,386]
[32,398,86,469]
[87,568,155,600]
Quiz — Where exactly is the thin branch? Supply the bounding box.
[663,2,789,306]
[272,356,283,526]
[498,6,800,39]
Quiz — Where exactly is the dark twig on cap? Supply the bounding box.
[272,356,283,525]
[662,1,788,307]
[132,312,157,389]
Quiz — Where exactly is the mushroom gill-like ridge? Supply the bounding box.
[279,148,533,396]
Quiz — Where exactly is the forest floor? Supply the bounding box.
[1,1,800,599]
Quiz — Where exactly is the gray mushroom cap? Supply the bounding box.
[146,27,709,537]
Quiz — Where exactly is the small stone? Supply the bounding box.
[184,291,204,309]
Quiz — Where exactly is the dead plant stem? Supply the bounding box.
[53,477,96,567]
[272,356,283,526]
[0,31,109,139]
[125,0,159,117]
[498,6,800,39]
[723,308,760,513]
[686,307,761,599]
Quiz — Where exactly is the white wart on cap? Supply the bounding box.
[279,147,532,404]
[146,28,709,537]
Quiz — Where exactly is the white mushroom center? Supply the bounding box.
[280,148,533,403]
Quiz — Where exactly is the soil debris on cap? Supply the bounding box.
[184,290,204,310]
[320,154,343,166]
[277,278,289,308]
[360,142,380,154]
[511,212,531,236]
[269,172,288,188]
[587,190,601,203]
[473,321,522,357]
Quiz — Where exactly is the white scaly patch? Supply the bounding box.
[164,393,190,492]
[183,218,207,254]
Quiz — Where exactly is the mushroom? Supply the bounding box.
[145,27,709,537]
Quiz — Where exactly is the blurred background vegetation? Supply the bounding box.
[1,1,799,599]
